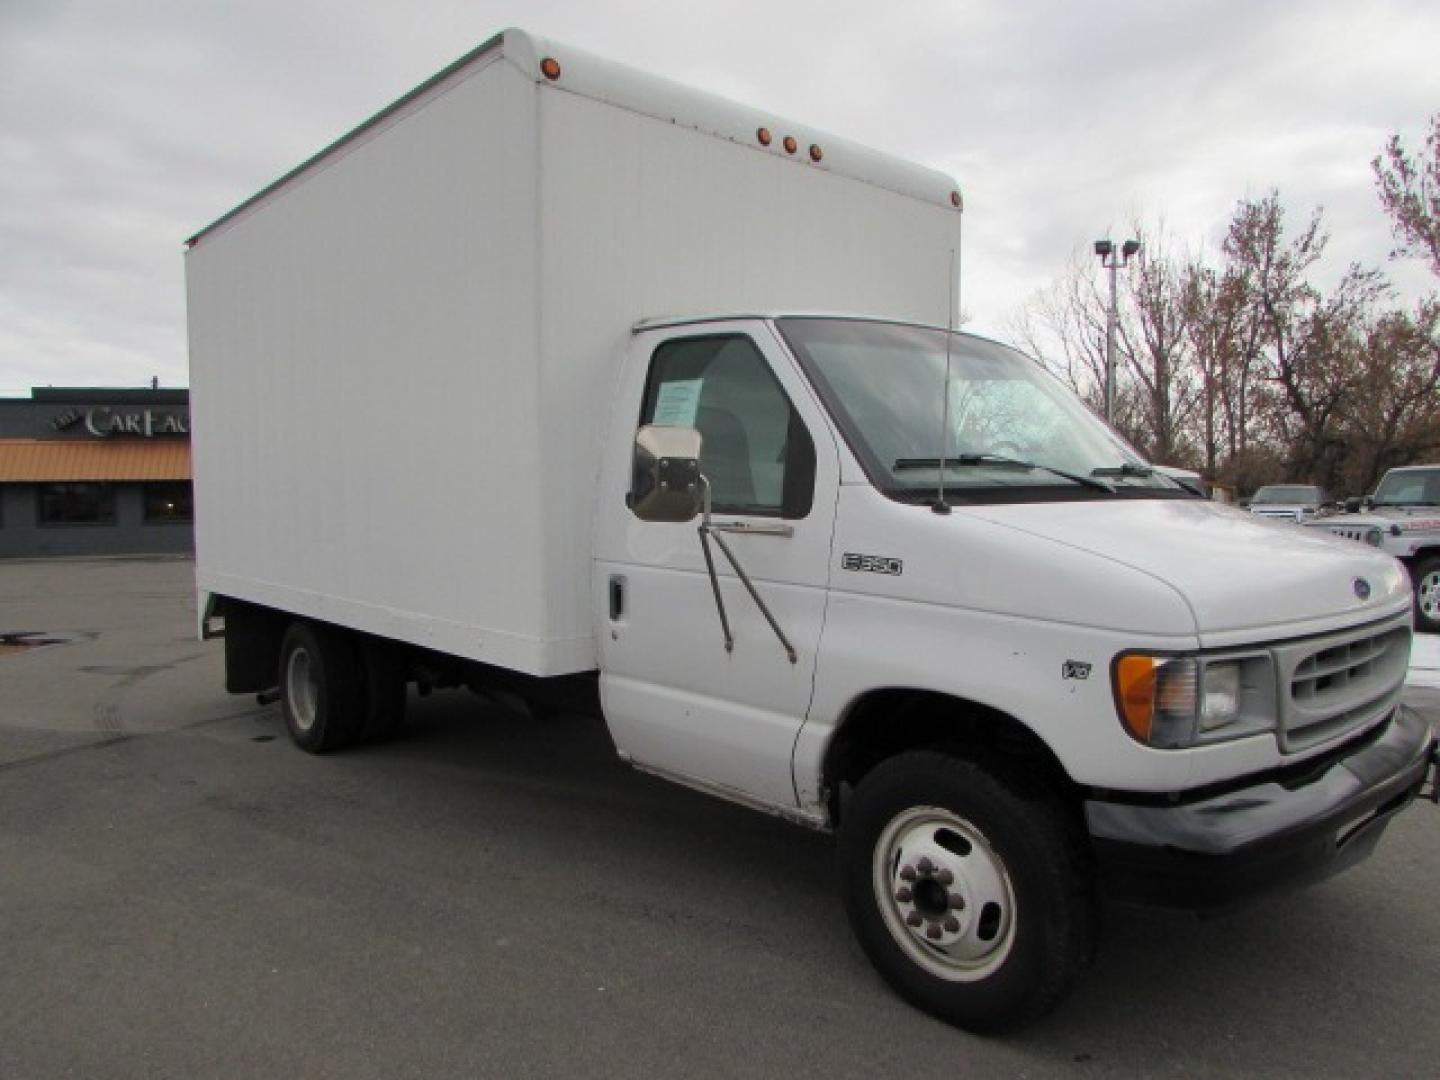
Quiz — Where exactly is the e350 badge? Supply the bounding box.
[842,553,903,576]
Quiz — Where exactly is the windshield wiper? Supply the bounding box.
[893,455,1114,493]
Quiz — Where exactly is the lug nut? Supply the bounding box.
[899,866,917,882]
[895,886,912,903]
[926,925,943,940]
[936,869,954,886]
[949,893,966,910]
[917,857,934,874]
[906,911,923,928]
[943,916,960,933]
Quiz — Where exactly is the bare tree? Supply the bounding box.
[1118,229,1198,464]
[1374,114,1440,276]
[1010,150,1440,496]
[1340,306,1440,492]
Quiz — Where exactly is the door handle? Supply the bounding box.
[609,575,626,621]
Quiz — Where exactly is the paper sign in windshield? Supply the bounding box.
[653,379,703,427]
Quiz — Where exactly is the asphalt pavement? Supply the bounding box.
[2,557,1438,1078]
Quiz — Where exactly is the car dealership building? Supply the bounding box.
[0,387,193,558]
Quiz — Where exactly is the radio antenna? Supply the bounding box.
[933,248,957,515]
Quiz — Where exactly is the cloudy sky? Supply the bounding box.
[2,0,1437,394]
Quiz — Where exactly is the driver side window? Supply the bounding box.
[640,335,814,518]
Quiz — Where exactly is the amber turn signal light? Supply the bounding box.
[540,57,561,81]
[1114,655,1158,743]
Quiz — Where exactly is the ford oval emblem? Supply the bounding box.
[1353,577,1372,601]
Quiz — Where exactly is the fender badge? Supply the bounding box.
[1352,577,1371,601]
[1062,660,1092,680]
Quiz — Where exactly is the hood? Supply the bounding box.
[1316,506,1440,530]
[967,498,1410,641]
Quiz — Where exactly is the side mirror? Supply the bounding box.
[1345,497,1362,514]
[630,425,704,523]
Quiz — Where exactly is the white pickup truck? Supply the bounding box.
[185,29,1439,1032]
[1306,465,1440,633]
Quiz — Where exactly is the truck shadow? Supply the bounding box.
[337,689,1432,1065]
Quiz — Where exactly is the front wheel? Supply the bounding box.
[1411,555,1440,634]
[839,751,1096,1033]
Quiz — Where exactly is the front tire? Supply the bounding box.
[839,751,1095,1033]
[1411,555,1440,634]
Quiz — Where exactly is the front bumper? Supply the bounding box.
[1086,706,1438,910]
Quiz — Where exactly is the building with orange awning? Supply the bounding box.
[0,387,193,558]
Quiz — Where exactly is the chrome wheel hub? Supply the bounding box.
[285,646,319,734]
[873,806,1017,981]
[1419,570,1440,622]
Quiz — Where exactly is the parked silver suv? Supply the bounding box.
[1305,465,1440,632]
[1249,484,1332,522]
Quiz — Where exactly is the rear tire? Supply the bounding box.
[278,622,363,752]
[838,750,1096,1033]
[358,637,408,741]
[1410,555,1440,634]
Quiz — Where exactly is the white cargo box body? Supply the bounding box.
[186,29,963,676]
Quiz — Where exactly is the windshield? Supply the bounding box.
[1373,468,1440,507]
[1253,485,1322,504]
[776,318,1186,502]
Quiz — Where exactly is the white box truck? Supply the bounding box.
[186,29,1438,1032]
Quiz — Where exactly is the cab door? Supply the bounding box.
[593,321,840,810]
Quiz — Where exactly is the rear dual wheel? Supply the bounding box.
[279,622,407,752]
[839,751,1096,1033]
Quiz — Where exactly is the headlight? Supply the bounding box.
[1200,662,1241,731]
[1364,527,1383,547]
[1113,654,1273,748]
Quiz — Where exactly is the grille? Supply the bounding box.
[1320,525,1370,543]
[1254,509,1302,522]
[1273,617,1410,752]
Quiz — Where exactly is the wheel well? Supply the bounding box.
[822,689,1076,825]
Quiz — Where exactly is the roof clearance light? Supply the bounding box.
[757,127,772,146]
[783,136,798,155]
[540,57,562,81]
[950,191,962,209]
[809,144,823,162]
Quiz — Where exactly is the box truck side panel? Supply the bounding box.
[535,86,963,643]
[189,59,569,674]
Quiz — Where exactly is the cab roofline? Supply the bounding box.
[630,313,1014,351]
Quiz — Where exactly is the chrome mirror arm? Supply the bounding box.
[696,475,797,665]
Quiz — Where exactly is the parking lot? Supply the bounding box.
[2,556,1438,1078]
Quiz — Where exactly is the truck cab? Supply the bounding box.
[594,313,1435,1029]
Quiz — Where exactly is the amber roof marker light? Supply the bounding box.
[540,57,562,81]
[950,191,962,209]
[782,136,798,154]
[756,127,772,146]
[809,144,823,162]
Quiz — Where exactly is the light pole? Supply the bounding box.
[1093,238,1139,424]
